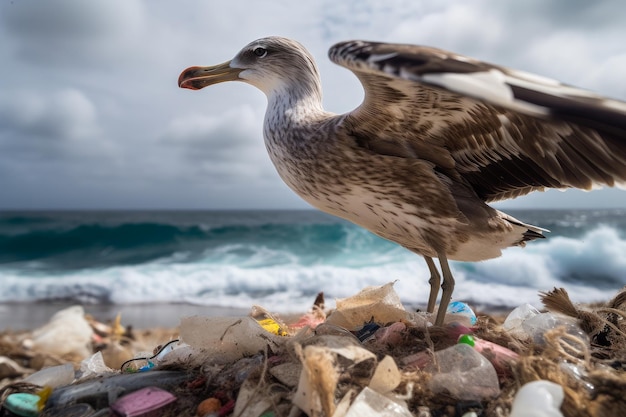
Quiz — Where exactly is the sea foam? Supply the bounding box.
[1,210,625,311]
[1,225,624,311]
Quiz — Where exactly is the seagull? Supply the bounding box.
[178,37,626,325]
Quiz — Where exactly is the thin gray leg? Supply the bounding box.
[434,252,455,326]
[424,256,440,314]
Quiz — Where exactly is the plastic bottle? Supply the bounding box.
[23,363,75,388]
[502,304,539,337]
[458,334,519,377]
[427,343,500,400]
[509,380,564,417]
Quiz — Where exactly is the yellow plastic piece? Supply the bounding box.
[257,318,288,336]
[37,386,53,410]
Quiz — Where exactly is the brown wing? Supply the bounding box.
[329,40,626,202]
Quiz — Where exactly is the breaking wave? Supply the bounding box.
[0,210,624,310]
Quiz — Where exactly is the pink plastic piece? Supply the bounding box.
[373,322,406,346]
[110,386,176,417]
[289,311,326,330]
[401,350,433,369]
[460,335,519,377]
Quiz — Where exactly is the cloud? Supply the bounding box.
[584,53,626,99]
[0,88,99,158]
[160,105,277,183]
[0,0,145,67]
[0,0,624,209]
[388,3,504,56]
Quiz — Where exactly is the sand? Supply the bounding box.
[0,302,249,331]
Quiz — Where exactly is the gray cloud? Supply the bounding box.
[0,89,97,139]
[0,0,624,209]
[1,0,145,68]
[0,88,101,164]
[159,105,277,184]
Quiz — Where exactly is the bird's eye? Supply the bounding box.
[253,47,267,58]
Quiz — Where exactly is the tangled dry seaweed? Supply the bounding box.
[1,285,625,417]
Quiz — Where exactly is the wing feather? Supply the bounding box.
[329,40,626,202]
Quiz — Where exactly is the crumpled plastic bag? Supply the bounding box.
[26,305,93,360]
[326,282,410,329]
[173,316,286,366]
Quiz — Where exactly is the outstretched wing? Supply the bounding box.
[329,40,626,202]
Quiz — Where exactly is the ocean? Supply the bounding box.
[1,209,625,313]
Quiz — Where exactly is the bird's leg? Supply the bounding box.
[434,252,455,326]
[424,256,440,314]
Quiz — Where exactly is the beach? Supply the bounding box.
[0,302,248,331]
[1,285,625,417]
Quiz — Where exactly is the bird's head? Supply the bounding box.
[178,36,321,98]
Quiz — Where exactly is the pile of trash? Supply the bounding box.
[1,282,625,417]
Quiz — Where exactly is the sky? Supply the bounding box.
[0,0,625,210]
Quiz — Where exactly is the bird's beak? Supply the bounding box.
[178,61,242,90]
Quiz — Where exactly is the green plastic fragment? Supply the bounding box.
[458,334,475,347]
[5,393,40,417]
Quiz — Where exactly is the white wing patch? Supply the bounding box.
[421,70,550,117]
[602,99,626,113]
[367,52,399,63]
[505,69,562,87]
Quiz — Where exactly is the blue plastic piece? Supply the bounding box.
[446,301,477,325]
[4,393,40,417]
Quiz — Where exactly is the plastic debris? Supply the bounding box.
[369,355,402,394]
[257,318,289,336]
[110,386,176,417]
[355,321,381,342]
[400,350,433,370]
[367,321,406,347]
[25,305,94,361]
[559,361,595,392]
[342,387,412,417]
[4,392,41,417]
[120,339,183,373]
[509,380,565,417]
[502,303,540,336]
[176,316,285,365]
[457,334,519,377]
[78,351,115,380]
[522,312,589,346]
[44,370,190,410]
[4,285,626,416]
[427,343,500,400]
[288,306,327,330]
[23,363,75,388]
[250,305,292,336]
[325,282,409,329]
[445,301,477,326]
